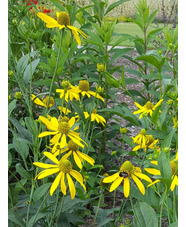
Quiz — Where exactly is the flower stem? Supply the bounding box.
[121,134,125,164]
[46,29,64,112]
[93,192,103,227]
[159,185,168,227]
[173,187,178,222]
[129,192,141,227]
[26,179,35,226]
[159,70,162,99]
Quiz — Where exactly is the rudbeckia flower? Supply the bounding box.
[33,152,86,199]
[133,135,159,152]
[132,129,148,148]
[31,94,54,108]
[53,140,95,169]
[38,115,86,148]
[56,84,80,103]
[78,80,104,102]
[37,11,87,45]
[145,152,178,191]
[133,99,163,119]
[103,161,152,198]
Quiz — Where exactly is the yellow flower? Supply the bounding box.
[96,85,104,93]
[56,84,80,103]
[144,152,178,191]
[132,129,148,148]
[103,161,152,198]
[38,115,86,148]
[37,11,87,45]
[172,117,178,129]
[133,99,163,119]
[78,80,104,102]
[133,135,159,152]
[31,94,54,108]
[97,63,106,72]
[15,92,22,100]
[53,140,95,169]
[33,152,86,199]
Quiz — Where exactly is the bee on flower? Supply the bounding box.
[103,161,152,198]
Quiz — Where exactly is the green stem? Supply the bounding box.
[166,196,170,225]
[46,29,64,112]
[49,189,60,227]
[121,134,125,164]
[129,192,141,227]
[173,187,178,222]
[112,190,116,219]
[56,194,65,222]
[115,197,128,226]
[93,192,103,227]
[26,180,35,226]
[159,186,168,227]
[159,70,162,99]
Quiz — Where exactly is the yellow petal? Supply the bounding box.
[61,150,72,160]
[50,133,61,144]
[123,177,130,198]
[66,173,76,199]
[76,151,95,166]
[153,99,163,109]
[68,26,81,46]
[88,91,104,102]
[68,117,75,128]
[60,133,67,147]
[110,177,123,192]
[38,131,57,138]
[73,151,82,169]
[68,133,85,148]
[50,172,62,196]
[33,162,57,169]
[144,168,161,175]
[170,175,178,191]
[39,116,57,131]
[147,179,160,187]
[134,102,143,109]
[70,169,86,192]
[133,172,152,183]
[36,168,59,180]
[60,172,66,195]
[103,172,119,183]
[43,151,59,165]
[37,12,59,28]
[150,161,158,165]
[131,174,145,195]
[31,94,46,107]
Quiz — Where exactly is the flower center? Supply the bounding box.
[57,12,70,26]
[58,159,72,173]
[146,135,154,145]
[146,101,153,109]
[43,96,54,106]
[120,161,134,172]
[79,80,89,92]
[140,129,146,135]
[58,122,70,134]
[59,116,69,123]
[68,140,79,151]
[92,109,97,114]
[170,160,178,176]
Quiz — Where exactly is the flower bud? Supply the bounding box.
[61,80,71,89]
[164,147,170,153]
[96,85,104,93]
[14,92,22,100]
[166,99,173,105]
[120,127,128,134]
[158,50,162,55]
[97,63,106,72]
[111,151,117,156]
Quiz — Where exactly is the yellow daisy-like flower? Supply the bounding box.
[132,129,148,148]
[56,84,80,103]
[145,152,178,191]
[172,117,178,129]
[103,161,152,198]
[133,99,163,119]
[78,80,104,102]
[133,135,159,152]
[33,152,86,199]
[37,11,87,46]
[53,140,95,169]
[38,115,86,148]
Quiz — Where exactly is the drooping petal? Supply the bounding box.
[39,116,57,131]
[131,174,145,195]
[73,151,82,169]
[33,162,57,169]
[133,172,152,183]
[61,150,72,160]
[76,151,95,166]
[50,172,62,196]
[60,172,66,195]
[134,102,143,109]
[60,133,67,147]
[170,175,178,191]
[76,27,88,39]
[36,168,59,180]
[103,172,119,183]
[68,117,75,128]
[31,94,46,107]
[68,26,81,46]
[43,151,59,165]
[37,12,59,28]
[66,173,76,199]
[144,168,161,175]
[153,99,163,109]
[123,177,130,198]
[38,131,57,138]
[110,177,123,192]
[88,91,104,102]
[68,132,86,148]
[50,133,61,144]
[150,161,158,165]
[147,179,160,187]
[70,169,86,192]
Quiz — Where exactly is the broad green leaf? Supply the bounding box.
[8,99,16,117]
[25,117,38,137]
[161,129,176,149]
[146,129,167,140]
[16,163,31,180]
[133,201,158,227]
[125,78,139,84]
[8,210,26,226]
[8,151,12,169]
[104,0,130,15]
[146,9,159,28]
[33,183,51,203]
[135,55,160,69]
[50,0,65,11]
[23,58,40,84]
[104,72,120,88]
[151,105,161,126]
[15,179,27,191]
[143,7,149,24]
[168,222,178,227]
[13,137,29,160]
[147,28,162,42]
[110,48,133,62]
[158,151,172,182]
[69,100,85,123]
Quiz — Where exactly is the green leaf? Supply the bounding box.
[133,201,158,227]
[151,105,161,126]
[8,151,12,169]
[146,129,167,140]
[8,210,26,226]
[158,151,172,182]
[110,48,133,62]
[104,0,130,15]
[23,58,40,84]
[25,117,38,137]
[147,28,162,43]
[168,222,178,227]
[161,129,176,149]
[135,55,160,69]
[104,72,120,88]
[69,100,85,123]
[8,99,16,117]
[16,163,31,180]
[13,137,29,160]
[146,9,159,28]
[33,183,51,203]
[50,0,65,11]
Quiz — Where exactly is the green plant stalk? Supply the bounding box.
[26,179,35,226]
[121,134,125,164]
[159,185,168,227]
[46,29,64,112]
[112,190,117,219]
[93,192,103,227]
[59,89,66,117]
[8,184,14,209]
[129,192,142,227]
[49,189,60,227]
[166,196,170,225]
[159,70,162,98]
[56,193,65,223]
[115,197,128,226]
[173,186,178,222]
